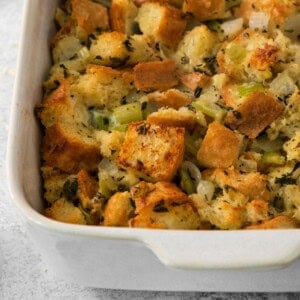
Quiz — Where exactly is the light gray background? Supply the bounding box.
[0,1,299,299]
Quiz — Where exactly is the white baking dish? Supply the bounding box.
[7,0,300,292]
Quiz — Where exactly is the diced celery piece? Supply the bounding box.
[90,109,111,130]
[185,133,201,157]
[206,20,221,32]
[192,99,226,121]
[113,102,143,124]
[261,152,285,165]
[108,124,128,132]
[180,169,196,195]
[227,44,246,63]
[237,83,265,97]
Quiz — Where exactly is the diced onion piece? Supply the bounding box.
[197,180,215,201]
[181,161,202,185]
[77,47,90,61]
[249,12,269,30]
[269,72,296,98]
[261,152,285,165]
[221,18,243,38]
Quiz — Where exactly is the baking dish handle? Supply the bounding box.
[140,230,300,270]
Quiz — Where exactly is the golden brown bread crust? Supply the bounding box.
[179,72,211,91]
[42,123,101,174]
[118,121,185,181]
[133,60,178,91]
[197,122,242,168]
[225,92,284,138]
[147,89,191,109]
[245,215,299,229]
[182,0,225,21]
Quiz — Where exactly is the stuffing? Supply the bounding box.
[103,191,134,226]
[283,132,300,161]
[245,215,299,229]
[135,2,187,47]
[203,167,273,202]
[110,0,138,35]
[182,0,226,21]
[174,25,218,74]
[71,64,134,109]
[118,121,185,181]
[217,29,280,82]
[133,60,178,91]
[44,198,87,225]
[225,91,284,138]
[197,122,242,168]
[129,181,202,229]
[246,199,270,224]
[147,107,197,130]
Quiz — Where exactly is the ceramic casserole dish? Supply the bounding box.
[7,0,300,292]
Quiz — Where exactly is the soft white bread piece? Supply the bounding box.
[118,121,185,181]
[135,2,187,47]
[72,64,134,109]
[110,0,138,35]
[133,60,178,91]
[182,0,226,21]
[197,122,242,169]
[174,25,218,74]
[225,91,284,139]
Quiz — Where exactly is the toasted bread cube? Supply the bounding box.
[110,0,138,34]
[129,181,201,229]
[148,89,191,109]
[69,0,109,38]
[174,25,218,74]
[103,191,134,226]
[225,92,284,138]
[44,198,86,224]
[147,107,197,130]
[89,31,129,67]
[182,0,225,21]
[72,65,134,109]
[42,123,101,173]
[203,167,273,202]
[133,60,178,91]
[118,121,185,181]
[135,2,187,47]
[246,199,269,224]
[77,170,98,209]
[197,122,242,168]
[179,72,211,91]
[245,215,299,229]
[217,29,279,82]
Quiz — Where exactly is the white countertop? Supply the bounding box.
[0,1,299,299]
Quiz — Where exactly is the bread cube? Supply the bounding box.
[118,121,185,181]
[110,0,138,34]
[182,0,225,21]
[103,192,134,226]
[129,181,201,229]
[246,199,269,224]
[197,122,242,168]
[245,215,299,229]
[133,60,178,91]
[225,91,284,138]
[72,64,134,109]
[42,123,101,173]
[135,2,187,47]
